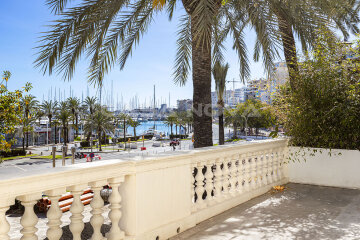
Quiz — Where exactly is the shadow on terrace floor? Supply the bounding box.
[171,183,360,240]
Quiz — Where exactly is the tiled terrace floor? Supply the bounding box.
[172,183,360,240]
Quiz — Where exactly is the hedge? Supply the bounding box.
[0,149,27,157]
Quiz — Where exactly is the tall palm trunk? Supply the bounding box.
[182,0,221,148]
[133,127,137,139]
[170,124,173,135]
[48,116,52,144]
[276,11,299,90]
[26,132,29,148]
[75,113,78,138]
[233,122,237,139]
[22,136,25,151]
[99,129,102,151]
[218,103,224,145]
[123,119,126,143]
[54,125,57,144]
[191,29,213,147]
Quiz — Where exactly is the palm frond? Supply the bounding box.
[173,14,192,86]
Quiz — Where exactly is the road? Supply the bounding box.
[0,140,194,180]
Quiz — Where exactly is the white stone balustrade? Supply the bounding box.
[0,139,288,240]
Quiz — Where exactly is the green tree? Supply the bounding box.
[35,0,291,148]
[67,97,81,138]
[129,119,141,139]
[21,95,39,147]
[41,100,58,144]
[84,108,114,151]
[82,96,97,141]
[164,114,177,135]
[117,113,130,143]
[212,61,229,145]
[56,101,71,145]
[0,71,32,151]
[274,30,360,150]
[224,108,242,139]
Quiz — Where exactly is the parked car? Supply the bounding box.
[170,139,180,146]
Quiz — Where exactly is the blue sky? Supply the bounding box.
[1,0,275,109]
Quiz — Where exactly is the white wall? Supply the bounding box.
[288,147,360,189]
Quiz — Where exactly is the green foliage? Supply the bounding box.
[225,100,276,137]
[0,71,32,151]
[0,149,27,158]
[275,30,360,150]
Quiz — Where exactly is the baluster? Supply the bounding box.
[242,154,249,192]
[273,150,279,182]
[0,199,14,240]
[279,147,286,180]
[269,149,275,184]
[229,157,237,196]
[107,177,125,240]
[257,151,263,187]
[205,160,214,206]
[18,193,42,240]
[45,188,66,240]
[250,153,257,190]
[237,155,245,194]
[261,151,267,186]
[276,149,282,181]
[195,163,205,209]
[263,150,269,186]
[214,159,223,202]
[222,158,230,197]
[68,184,87,240]
[191,163,197,212]
[89,180,107,240]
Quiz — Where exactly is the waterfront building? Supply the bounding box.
[177,99,193,111]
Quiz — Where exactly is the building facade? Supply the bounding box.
[177,99,193,111]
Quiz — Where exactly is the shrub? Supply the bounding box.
[79,140,97,148]
[0,149,27,157]
[275,30,360,150]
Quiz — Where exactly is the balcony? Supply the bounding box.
[0,139,359,240]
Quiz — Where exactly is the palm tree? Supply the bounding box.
[67,97,81,138]
[82,96,97,141]
[235,0,360,90]
[41,100,58,144]
[164,114,177,136]
[129,120,141,139]
[17,118,35,151]
[21,95,39,147]
[224,108,242,139]
[57,101,71,145]
[84,108,114,151]
[52,119,60,144]
[35,0,290,148]
[212,61,229,145]
[117,113,130,143]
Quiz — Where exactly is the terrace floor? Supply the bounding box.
[171,183,360,240]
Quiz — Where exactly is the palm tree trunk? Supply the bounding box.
[99,130,102,151]
[176,124,178,135]
[75,114,78,138]
[123,119,126,144]
[26,132,29,148]
[190,13,213,148]
[54,125,57,144]
[276,10,299,90]
[218,105,224,145]
[170,124,173,135]
[49,117,52,144]
[134,128,137,139]
[233,122,237,139]
[22,136,25,151]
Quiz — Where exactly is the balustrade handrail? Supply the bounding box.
[0,139,288,240]
[0,139,287,196]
